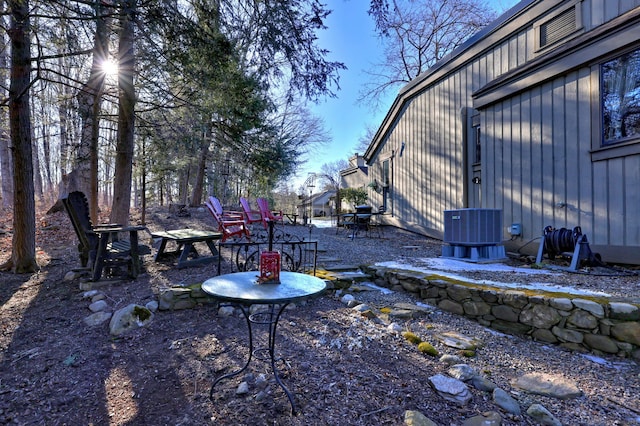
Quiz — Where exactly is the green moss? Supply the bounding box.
[380,307,392,314]
[417,342,439,356]
[460,350,476,358]
[402,331,422,345]
[133,305,151,322]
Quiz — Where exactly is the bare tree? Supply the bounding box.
[110,0,136,226]
[319,159,349,190]
[5,0,38,273]
[0,0,13,209]
[356,124,378,154]
[362,0,497,106]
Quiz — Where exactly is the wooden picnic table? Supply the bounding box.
[151,228,222,268]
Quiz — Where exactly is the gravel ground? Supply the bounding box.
[1,206,639,425]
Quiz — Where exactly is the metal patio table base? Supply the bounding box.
[202,271,326,415]
[209,302,296,413]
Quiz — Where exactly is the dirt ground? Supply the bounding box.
[1,205,639,426]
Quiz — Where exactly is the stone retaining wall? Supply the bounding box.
[364,266,640,360]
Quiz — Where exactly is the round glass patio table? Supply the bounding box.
[201,271,326,415]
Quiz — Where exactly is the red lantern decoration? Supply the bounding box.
[259,251,281,284]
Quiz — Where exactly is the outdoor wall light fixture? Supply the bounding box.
[399,141,405,157]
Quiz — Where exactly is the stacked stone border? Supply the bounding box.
[362,265,640,360]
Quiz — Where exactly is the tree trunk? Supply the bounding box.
[75,0,110,222]
[191,142,208,207]
[110,0,136,226]
[31,119,43,201]
[6,0,38,273]
[0,2,13,209]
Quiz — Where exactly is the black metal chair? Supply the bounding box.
[367,206,386,238]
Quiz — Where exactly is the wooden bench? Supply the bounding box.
[151,228,222,268]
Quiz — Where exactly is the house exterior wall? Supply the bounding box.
[365,0,640,264]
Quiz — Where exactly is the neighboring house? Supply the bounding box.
[340,154,368,189]
[364,0,640,264]
[297,190,336,220]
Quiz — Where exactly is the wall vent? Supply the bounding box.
[443,209,503,246]
[535,2,582,52]
[540,7,576,48]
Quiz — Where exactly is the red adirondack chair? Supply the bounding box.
[256,197,284,229]
[205,196,250,242]
[239,197,263,227]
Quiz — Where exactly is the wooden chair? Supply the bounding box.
[62,191,149,281]
[239,197,263,227]
[256,197,284,229]
[205,196,250,242]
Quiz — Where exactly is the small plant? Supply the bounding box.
[461,349,476,358]
[340,187,368,209]
[402,331,422,345]
[417,341,439,357]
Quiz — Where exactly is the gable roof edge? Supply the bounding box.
[364,0,540,163]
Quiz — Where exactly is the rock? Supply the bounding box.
[448,364,476,382]
[435,332,481,350]
[218,306,235,316]
[389,308,416,319]
[83,311,112,327]
[352,304,371,312]
[520,304,562,329]
[446,285,472,301]
[394,302,433,314]
[387,323,403,334]
[145,300,159,312]
[491,305,520,322]
[439,354,462,365]
[502,291,528,309]
[531,329,558,343]
[549,298,573,311]
[526,403,562,426]
[513,373,583,399]
[609,302,640,321]
[438,299,464,315]
[551,326,583,343]
[88,300,108,312]
[463,300,491,316]
[583,334,619,353]
[109,304,154,336]
[64,270,85,281]
[428,374,472,406]
[254,374,268,390]
[82,290,100,299]
[567,310,598,329]
[404,410,438,426]
[462,411,502,426]
[236,381,249,395]
[471,375,497,392]
[611,322,640,346]
[492,387,521,415]
[340,294,355,305]
[571,299,604,317]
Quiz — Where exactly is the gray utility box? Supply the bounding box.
[442,209,506,262]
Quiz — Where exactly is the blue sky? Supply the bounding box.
[291,0,522,191]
